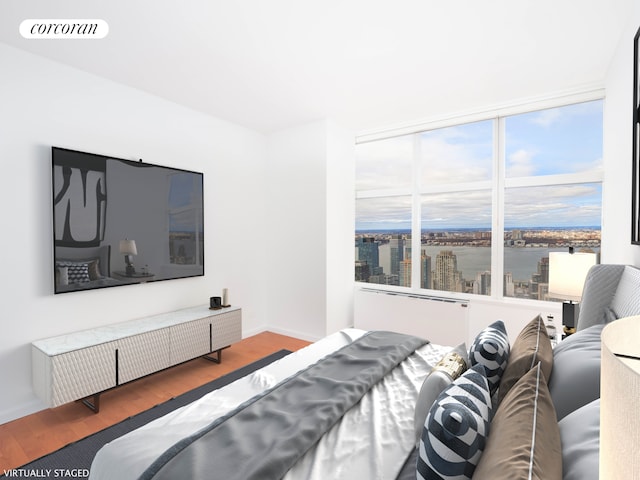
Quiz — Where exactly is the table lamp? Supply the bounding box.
[119,239,137,276]
[548,248,598,335]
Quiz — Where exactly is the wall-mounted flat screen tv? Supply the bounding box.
[52,147,204,294]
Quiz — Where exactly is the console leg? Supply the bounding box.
[203,348,223,364]
[78,393,101,413]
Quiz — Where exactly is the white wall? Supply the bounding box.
[265,120,354,341]
[0,44,269,424]
[325,121,356,335]
[265,121,328,340]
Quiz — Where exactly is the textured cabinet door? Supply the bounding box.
[211,309,242,352]
[117,328,171,384]
[49,341,117,406]
[32,306,242,408]
[169,317,211,365]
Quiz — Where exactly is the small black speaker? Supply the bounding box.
[210,296,222,309]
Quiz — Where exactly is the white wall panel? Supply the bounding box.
[354,289,469,347]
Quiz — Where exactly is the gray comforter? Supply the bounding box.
[138,331,428,480]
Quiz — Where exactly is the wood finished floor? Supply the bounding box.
[0,331,311,472]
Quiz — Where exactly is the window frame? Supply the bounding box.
[167,172,204,267]
[355,89,604,303]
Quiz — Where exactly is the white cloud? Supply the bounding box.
[420,136,492,183]
[505,184,601,227]
[506,148,536,176]
[530,108,562,128]
[356,135,413,190]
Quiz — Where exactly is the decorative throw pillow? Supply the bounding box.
[57,266,69,286]
[56,261,91,284]
[414,343,469,444]
[469,320,510,396]
[496,314,553,405]
[87,259,102,280]
[558,399,600,480]
[548,324,604,420]
[58,257,101,281]
[472,362,562,480]
[417,364,492,480]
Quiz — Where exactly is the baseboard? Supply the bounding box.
[260,326,322,343]
[0,397,46,425]
[241,325,268,339]
[242,324,319,342]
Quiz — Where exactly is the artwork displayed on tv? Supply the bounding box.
[52,147,204,294]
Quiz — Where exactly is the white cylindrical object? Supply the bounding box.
[600,315,640,479]
[222,288,228,306]
[548,251,597,301]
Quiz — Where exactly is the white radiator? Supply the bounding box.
[354,288,470,347]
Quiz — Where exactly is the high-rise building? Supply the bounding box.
[355,260,370,282]
[537,256,550,283]
[356,237,380,277]
[400,258,411,287]
[504,272,515,297]
[421,250,432,289]
[474,271,491,295]
[530,256,550,300]
[433,250,463,292]
[389,235,405,277]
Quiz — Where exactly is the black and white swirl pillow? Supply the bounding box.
[469,320,510,396]
[417,363,492,480]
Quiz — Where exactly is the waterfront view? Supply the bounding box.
[355,227,600,300]
[354,101,603,301]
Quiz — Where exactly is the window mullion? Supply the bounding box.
[412,133,422,291]
[492,117,505,300]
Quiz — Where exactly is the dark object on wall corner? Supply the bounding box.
[210,296,222,309]
[632,25,640,244]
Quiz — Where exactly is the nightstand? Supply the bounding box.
[113,271,155,282]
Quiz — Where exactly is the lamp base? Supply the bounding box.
[562,301,579,336]
[125,264,136,276]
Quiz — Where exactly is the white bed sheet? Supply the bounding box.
[89,329,449,480]
[284,339,448,480]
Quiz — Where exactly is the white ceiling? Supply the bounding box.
[0,0,632,134]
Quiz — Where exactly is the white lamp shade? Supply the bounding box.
[600,315,640,479]
[119,239,138,256]
[548,251,597,301]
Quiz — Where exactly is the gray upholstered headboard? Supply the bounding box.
[55,245,111,277]
[577,264,640,330]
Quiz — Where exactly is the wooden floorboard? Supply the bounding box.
[0,331,310,472]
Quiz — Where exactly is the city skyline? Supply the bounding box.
[355,226,600,299]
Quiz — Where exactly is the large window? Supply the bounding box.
[168,173,204,266]
[355,98,603,301]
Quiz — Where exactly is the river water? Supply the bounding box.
[378,244,597,282]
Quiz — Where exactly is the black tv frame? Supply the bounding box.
[51,147,204,294]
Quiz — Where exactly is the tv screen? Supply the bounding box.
[52,147,204,294]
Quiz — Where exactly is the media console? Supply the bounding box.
[31,305,242,412]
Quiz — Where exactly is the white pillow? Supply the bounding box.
[414,343,469,444]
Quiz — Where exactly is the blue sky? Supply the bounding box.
[356,99,603,230]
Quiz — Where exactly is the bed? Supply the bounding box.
[88,264,640,480]
[55,245,124,293]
